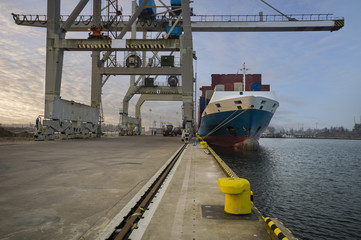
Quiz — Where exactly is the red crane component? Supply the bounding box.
[88,25,110,39]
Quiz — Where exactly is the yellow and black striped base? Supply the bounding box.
[126,43,166,49]
[264,217,289,240]
[77,43,111,49]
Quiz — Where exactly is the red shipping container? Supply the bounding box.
[245,74,262,91]
[211,74,242,89]
[261,84,270,91]
[210,74,263,91]
[200,86,212,97]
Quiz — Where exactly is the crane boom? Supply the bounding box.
[12,13,344,32]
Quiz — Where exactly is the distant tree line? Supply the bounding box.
[316,125,361,138]
[267,123,361,139]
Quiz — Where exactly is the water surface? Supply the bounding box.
[213,138,361,240]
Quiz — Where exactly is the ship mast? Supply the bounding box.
[241,62,248,91]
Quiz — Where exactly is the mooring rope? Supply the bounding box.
[203,109,247,138]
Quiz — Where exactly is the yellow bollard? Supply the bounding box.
[200,141,208,149]
[218,177,251,215]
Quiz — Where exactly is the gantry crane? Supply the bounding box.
[12,0,343,141]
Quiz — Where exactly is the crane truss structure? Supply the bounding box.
[13,13,344,32]
[12,1,344,141]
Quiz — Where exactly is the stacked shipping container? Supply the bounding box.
[198,74,271,124]
[200,74,270,97]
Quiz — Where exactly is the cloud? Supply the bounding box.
[0,3,46,124]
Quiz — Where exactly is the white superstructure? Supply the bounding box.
[202,91,279,117]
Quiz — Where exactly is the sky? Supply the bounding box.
[0,0,360,130]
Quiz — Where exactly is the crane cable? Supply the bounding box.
[259,0,297,21]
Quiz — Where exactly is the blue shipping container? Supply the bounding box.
[251,82,261,91]
[171,0,181,16]
[166,26,182,36]
[139,0,156,15]
[171,0,181,5]
[199,97,206,114]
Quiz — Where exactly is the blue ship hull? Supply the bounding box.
[198,109,274,148]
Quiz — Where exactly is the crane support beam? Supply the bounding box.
[99,67,182,75]
[191,20,344,32]
[180,0,194,135]
[45,0,63,119]
[135,94,183,119]
[125,39,180,50]
[57,39,180,51]
[12,14,344,32]
[137,86,182,95]
[62,0,89,32]
[91,0,101,109]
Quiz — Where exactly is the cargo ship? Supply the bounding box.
[197,64,279,150]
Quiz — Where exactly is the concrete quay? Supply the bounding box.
[0,136,182,240]
[131,143,270,240]
[0,136,293,240]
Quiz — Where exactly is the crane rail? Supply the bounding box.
[106,143,187,240]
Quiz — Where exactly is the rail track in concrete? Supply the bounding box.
[107,143,188,240]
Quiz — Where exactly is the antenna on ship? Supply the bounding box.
[240,62,248,91]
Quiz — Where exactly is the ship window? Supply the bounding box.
[234,100,242,104]
[261,100,266,104]
[272,103,277,108]
[239,92,243,95]
[251,105,254,108]
[237,106,242,110]
[216,103,221,108]
[260,106,263,110]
